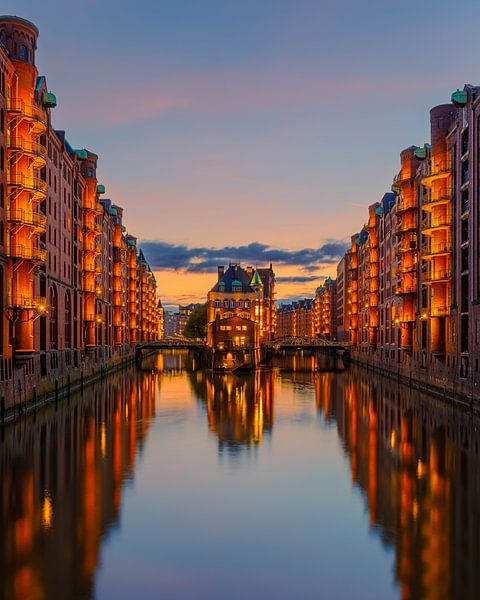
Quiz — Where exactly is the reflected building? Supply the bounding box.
[203,371,274,453]
[315,368,480,599]
[0,368,156,600]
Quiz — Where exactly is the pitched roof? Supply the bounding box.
[211,264,253,293]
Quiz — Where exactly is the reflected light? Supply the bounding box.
[42,493,53,530]
[390,429,396,449]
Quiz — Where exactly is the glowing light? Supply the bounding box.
[42,493,53,529]
[390,430,396,448]
[101,423,106,458]
[417,459,425,479]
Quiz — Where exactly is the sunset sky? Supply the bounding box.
[6,0,480,309]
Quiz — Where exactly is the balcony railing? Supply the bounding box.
[422,242,452,257]
[422,214,452,231]
[421,161,451,187]
[7,295,47,310]
[423,193,452,208]
[395,202,417,215]
[6,99,47,128]
[7,173,47,197]
[430,306,449,317]
[395,284,416,295]
[423,271,452,283]
[393,172,414,186]
[7,136,47,162]
[396,222,417,235]
[397,313,415,323]
[395,263,417,276]
[7,209,47,230]
[9,244,47,262]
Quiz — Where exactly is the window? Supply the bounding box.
[19,45,28,61]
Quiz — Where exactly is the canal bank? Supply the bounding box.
[0,346,157,425]
[350,352,479,412]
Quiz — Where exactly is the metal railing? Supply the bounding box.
[422,242,452,256]
[7,295,47,309]
[6,99,47,126]
[7,209,47,229]
[423,193,452,207]
[395,284,416,295]
[423,271,452,283]
[422,214,452,230]
[7,136,47,160]
[7,173,47,195]
[9,244,47,261]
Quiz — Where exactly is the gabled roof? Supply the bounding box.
[211,264,254,293]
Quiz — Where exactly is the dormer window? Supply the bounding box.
[18,45,28,62]
[218,282,225,291]
[231,280,242,292]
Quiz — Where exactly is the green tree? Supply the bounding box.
[183,304,207,340]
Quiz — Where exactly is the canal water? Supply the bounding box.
[1,350,479,600]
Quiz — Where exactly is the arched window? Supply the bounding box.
[18,45,28,62]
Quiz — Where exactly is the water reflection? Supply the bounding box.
[202,371,274,453]
[0,353,479,599]
[316,367,480,600]
[0,369,156,600]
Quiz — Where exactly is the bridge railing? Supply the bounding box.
[266,336,350,349]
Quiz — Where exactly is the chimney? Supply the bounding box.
[246,266,253,277]
[218,266,224,281]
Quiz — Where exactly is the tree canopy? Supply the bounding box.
[183,304,207,340]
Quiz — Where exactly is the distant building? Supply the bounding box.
[335,257,348,342]
[176,303,202,336]
[164,311,177,338]
[207,263,275,369]
[315,277,336,340]
[275,299,315,338]
[157,300,165,339]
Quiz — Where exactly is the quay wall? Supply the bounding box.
[350,349,479,411]
[0,345,156,423]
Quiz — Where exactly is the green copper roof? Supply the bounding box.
[43,91,57,108]
[231,279,242,287]
[97,184,105,194]
[414,146,427,160]
[250,270,263,286]
[451,89,468,107]
[74,149,88,160]
[109,207,117,216]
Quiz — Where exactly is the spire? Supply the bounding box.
[250,269,263,287]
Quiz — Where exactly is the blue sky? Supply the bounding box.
[5,0,479,306]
